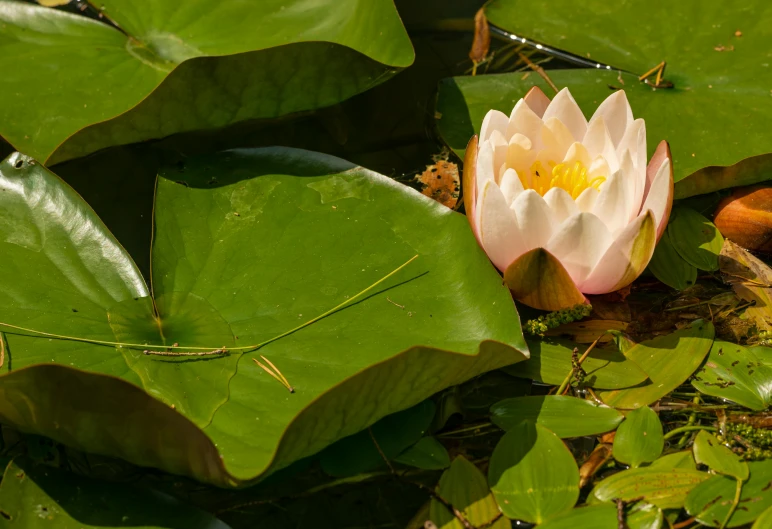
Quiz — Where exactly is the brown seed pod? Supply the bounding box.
[714,185,772,252]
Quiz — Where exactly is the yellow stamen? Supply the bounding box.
[524,159,606,199]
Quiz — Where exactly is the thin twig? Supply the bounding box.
[143,348,227,356]
[253,356,294,393]
[518,52,558,93]
[0,331,5,368]
[557,335,603,395]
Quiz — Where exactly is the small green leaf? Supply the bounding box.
[488,422,579,523]
[668,208,724,272]
[0,458,231,528]
[590,468,709,510]
[490,395,623,438]
[613,406,664,468]
[627,503,664,529]
[649,230,698,290]
[692,341,772,411]
[535,504,618,529]
[752,505,772,529]
[686,460,772,527]
[430,456,508,529]
[693,431,749,481]
[503,338,649,390]
[648,451,697,471]
[394,437,450,470]
[320,401,435,477]
[599,321,715,408]
[748,345,772,368]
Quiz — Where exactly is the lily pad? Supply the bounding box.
[0,0,414,164]
[0,458,231,528]
[503,337,648,389]
[599,321,715,409]
[0,148,527,486]
[441,0,772,194]
[612,406,664,468]
[692,341,772,411]
[490,395,623,438]
[488,422,579,523]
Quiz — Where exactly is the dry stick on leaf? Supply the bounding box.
[469,8,490,75]
[518,52,558,93]
[367,428,481,529]
[557,334,604,395]
[254,356,294,393]
[0,331,5,368]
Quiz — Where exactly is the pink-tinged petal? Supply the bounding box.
[507,99,543,149]
[489,129,508,181]
[503,248,587,311]
[476,138,496,196]
[543,187,579,225]
[523,86,551,117]
[500,168,524,205]
[583,116,619,172]
[546,212,614,285]
[463,135,480,242]
[511,189,555,251]
[641,141,674,240]
[580,211,657,294]
[589,90,633,147]
[575,187,599,213]
[506,133,534,175]
[541,117,574,161]
[542,88,587,142]
[592,163,631,236]
[478,179,526,271]
[480,109,509,142]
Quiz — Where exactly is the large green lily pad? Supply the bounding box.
[436,0,772,194]
[0,0,414,164]
[0,148,527,486]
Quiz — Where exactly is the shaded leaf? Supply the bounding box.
[693,431,749,481]
[0,149,527,486]
[490,395,623,438]
[648,230,698,290]
[612,406,664,468]
[320,401,435,477]
[0,458,231,528]
[692,341,772,411]
[668,208,724,272]
[535,504,617,529]
[488,422,579,523]
[686,460,772,528]
[430,456,508,529]
[394,437,450,471]
[719,239,772,333]
[599,321,715,408]
[503,338,649,390]
[590,468,709,510]
[0,0,414,163]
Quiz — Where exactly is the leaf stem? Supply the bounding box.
[720,477,743,529]
[663,425,716,441]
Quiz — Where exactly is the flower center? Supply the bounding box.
[520,160,606,199]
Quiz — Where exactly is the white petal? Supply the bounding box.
[507,100,543,149]
[547,212,614,285]
[541,117,575,161]
[523,86,551,118]
[640,157,672,237]
[589,90,633,147]
[500,168,524,205]
[592,175,627,236]
[617,119,647,213]
[480,110,509,143]
[543,187,579,225]
[476,139,495,195]
[510,189,555,251]
[542,88,587,142]
[506,133,534,175]
[582,116,619,173]
[489,130,508,182]
[588,156,611,180]
[562,142,592,167]
[478,180,526,271]
[581,212,656,294]
[617,150,638,222]
[575,188,599,213]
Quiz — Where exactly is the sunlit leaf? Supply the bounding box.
[535,504,617,529]
[693,430,749,481]
[490,395,623,438]
[0,149,527,486]
[590,468,709,510]
[649,451,697,471]
[612,406,664,468]
[692,341,772,411]
[599,321,715,409]
[752,505,772,529]
[430,456,508,529]
[719,240,772,333]
[488,422,579,523]
[668,208,724,272]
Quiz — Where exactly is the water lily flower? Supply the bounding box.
[464,87,673,311]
